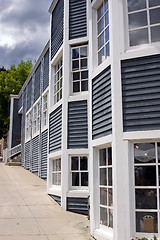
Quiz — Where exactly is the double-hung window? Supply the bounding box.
[134,142,160,234]
[33,102,40,134]
[26,112,31,139]
[99,147,113,228]
[128,0,160,46]
[54,59,63,104]
[43,94,48,127]
[52,158,61,185]
[97,0,110,65]
[71,46,88,93]
[71,156,88,187]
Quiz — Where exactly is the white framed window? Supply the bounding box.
[134,142,160,234]
[70,156,88,188]
[99,147,113,228]
[97,0,110,65]
[54,58,63,104]
[33,102,40,134]
[26,112,31,139]
[42,93,48,127]
[127,0,160,46]
[71,45,88,93]
[52,158,61,186]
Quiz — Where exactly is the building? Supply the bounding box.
[7,0,160,239]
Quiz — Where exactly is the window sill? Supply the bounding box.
[48,185,61,196]
[67,189,89,198]
[94,228,113,240]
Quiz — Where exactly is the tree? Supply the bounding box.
[0,60,32,139]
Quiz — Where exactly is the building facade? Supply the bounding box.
[8,0,160,239]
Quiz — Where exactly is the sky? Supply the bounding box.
[0,0,52,69]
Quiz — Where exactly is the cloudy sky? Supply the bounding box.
[0,0,52,69]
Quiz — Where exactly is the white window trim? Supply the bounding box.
[32,101,40,137]
[25,111,32,142]
[52,158,61,186]
[53,58,63,105]
[42,92,48,130]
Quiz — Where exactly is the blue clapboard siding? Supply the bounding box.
[11,99,21,148]
[26,78,32,112]
[32,136,39,175]
[21,89,27,167]
[41,130,48,179]
[122,54,160,132]
[34,63,41,102]
[25,141,31,170]
[49,105,62,153]
[68,101,88,149]
[49,195,61,206]
[51,0,64,60]
[67,197,88,215]
[69,0,87,40]
[43,49,49,92]
[92,66,112,140]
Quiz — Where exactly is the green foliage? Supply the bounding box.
[0,60,32,138]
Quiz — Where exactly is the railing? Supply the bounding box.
[10,144,21,158]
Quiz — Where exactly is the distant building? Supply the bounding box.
[7,0,160,239]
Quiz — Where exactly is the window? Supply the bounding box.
[97,0,110,65]
[128,0,160,46]
[33,102,40,134]
[99,148,113,228]
[71,46,88,93]
[54,59,63,104]
[43,94,48,127]
[71,156,88,187]
[26,112,31,139]
[134,142,160,234]
[52,158,61,185]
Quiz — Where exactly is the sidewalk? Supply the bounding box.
[0,163,93,240]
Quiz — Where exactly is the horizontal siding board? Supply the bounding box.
[32,136,39,175]
[122,55,160,132]
[68,100,88,149]
[43,49,49,92]
[41,130,48,179]
[34,64,41,102]
[49,105,62,153]
[25,141,31,170]
[67,197,88,215]
[92,66,112,139]
[69,0,87,39]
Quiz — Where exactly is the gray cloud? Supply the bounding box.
[0,0,51,69]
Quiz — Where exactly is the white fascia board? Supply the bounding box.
[123,130,160,141]
[48,0,58,14]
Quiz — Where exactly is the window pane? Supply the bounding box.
[151,26,160,43]
[100,207,107,226]
[108,147,112,165]
[128,11,147,29]
[81,80,88,91]
[72,48,79,59]
[106,42,110,57]
[104,0,109,12]
[135,166,156,186]
[98,17,104,35]
[80,156,88,170]
[71,157,79,170]
[73,82,80,92]
[58,173,61,185]
[158,142,160,162]
[81,71,88,80]
[105,12,109,27]
[98,47,105,65]
[98,32,105,50]
[129,28,149,46]
[100,149,106,166]
[53,173,58,185]
[128,0,146,12]
[109,209,113,228]
[100,168,107,186]
[80,47,87,58]
[53,160,56,171]
[108,188,113,206]
[134,143,156,163]
[73,72,80,81]
[149,0,160,7]
[100,188,107,206]
[97,4,103,21]
[72,60,79,71]
[108,168,112,186]
[105,27,109,42]
[136,212,158,233]
[81,172,88,186]
[81,59,87,69]
[135,189,157,209]
[72,172,79,186]
[150,8,160,25]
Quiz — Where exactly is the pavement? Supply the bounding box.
[0,162,93,240]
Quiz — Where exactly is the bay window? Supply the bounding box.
[54,59,63,104]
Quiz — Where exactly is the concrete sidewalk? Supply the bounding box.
[0,163,93,240]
